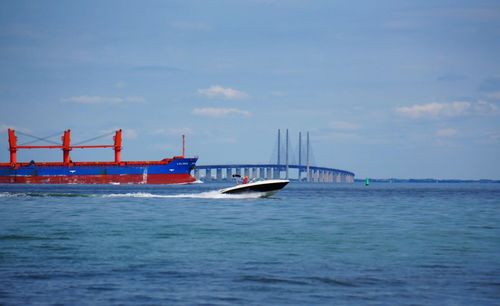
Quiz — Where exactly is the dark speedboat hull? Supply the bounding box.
[220,179,289,196]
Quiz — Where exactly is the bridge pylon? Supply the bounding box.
[194,130,355,183]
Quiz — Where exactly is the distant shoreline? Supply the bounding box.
[354,179,500,184]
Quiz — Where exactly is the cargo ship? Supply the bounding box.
[0,129,197,184]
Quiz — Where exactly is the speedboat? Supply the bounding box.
[219,179,289,197]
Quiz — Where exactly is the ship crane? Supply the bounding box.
[1,128,197,185]
[7,129,123,165]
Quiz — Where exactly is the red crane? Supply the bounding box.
[7,129,122,165]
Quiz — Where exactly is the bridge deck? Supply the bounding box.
[194,164,355,183]
[196,164,354,176]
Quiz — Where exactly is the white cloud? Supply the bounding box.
[436,128,457,137]
[395,101,498,119]
[198,85,248,100]
[396,101,470,119]
[61,96,146,105]
[192,107,251,117]
[328,121,361,131]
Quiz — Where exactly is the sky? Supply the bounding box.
[1,0,499,179]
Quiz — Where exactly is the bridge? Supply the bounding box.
[195,130,355,183]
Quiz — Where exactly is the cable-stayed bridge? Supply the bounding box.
[195,129,355,183]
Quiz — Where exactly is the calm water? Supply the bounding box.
[0,182,499,305]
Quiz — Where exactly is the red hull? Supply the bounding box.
[0,174,196,185]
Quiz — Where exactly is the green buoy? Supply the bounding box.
[365,178,370,186]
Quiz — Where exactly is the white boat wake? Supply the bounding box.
[102,191,264,199]
[1,190,265,199]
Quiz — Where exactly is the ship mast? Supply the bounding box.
[182,134,185,158]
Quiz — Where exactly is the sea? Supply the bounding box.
[0,182,499,305]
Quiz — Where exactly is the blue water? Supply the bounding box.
[1,183,499,305]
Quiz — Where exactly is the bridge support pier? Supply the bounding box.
[274,168,280,179]
[266,168,272,179]
[251,168,258,179]
[205,168,212,181]
[194,165,354,184]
